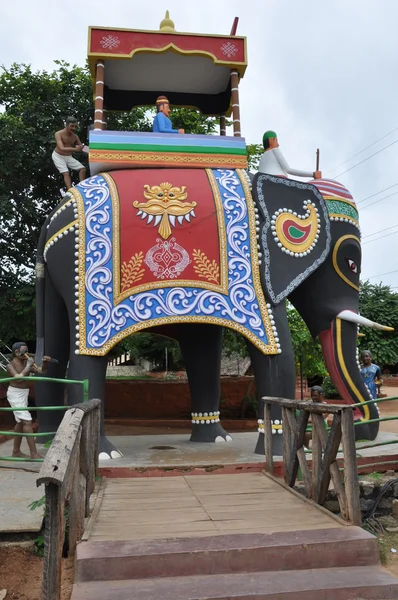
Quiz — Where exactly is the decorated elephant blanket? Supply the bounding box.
[69,169,279,356]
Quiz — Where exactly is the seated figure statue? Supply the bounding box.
[153,95,185,134]
[258,130,321,179]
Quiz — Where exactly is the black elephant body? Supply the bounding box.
[34,170,379,458]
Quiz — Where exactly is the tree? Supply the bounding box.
[287,304,327,380]
[358,281,398,367]
[0,61,219,344]
[246,143,263,172]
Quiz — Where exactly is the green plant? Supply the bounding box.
[322,376,340,399]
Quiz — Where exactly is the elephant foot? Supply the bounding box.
[254,432,283,456]
[190,422,233,443]
[99,435,123,460]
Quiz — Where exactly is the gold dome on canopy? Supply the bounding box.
[159,10,176,32]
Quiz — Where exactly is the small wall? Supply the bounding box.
[106,365,146,377]
[104,377,255,420]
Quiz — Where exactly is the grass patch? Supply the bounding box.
[375,531,398,565]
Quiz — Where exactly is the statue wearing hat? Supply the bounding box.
[153,95,185,134]
[258,131,321,179]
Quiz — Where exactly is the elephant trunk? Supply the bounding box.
[319,317,379,441]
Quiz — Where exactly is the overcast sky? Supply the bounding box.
[1,0,397,288]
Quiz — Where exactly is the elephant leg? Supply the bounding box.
[176,324,231,443]
[67,353,121,459]
[246,302,296,456]
[35,274,70,443]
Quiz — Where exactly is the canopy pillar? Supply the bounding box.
[220,114,226,136]
[230,70,241,137]
[94,61,105,131]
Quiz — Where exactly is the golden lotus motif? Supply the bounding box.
[133,182,197,239]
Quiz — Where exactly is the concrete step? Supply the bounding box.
[75,527,379,582]
[70,566,398,600]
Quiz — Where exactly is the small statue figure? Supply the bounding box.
[258,131,322,179]
[53,116,87,191]
[6,342,51,459]
[153,96,184,134]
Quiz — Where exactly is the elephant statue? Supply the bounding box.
[35,168,390,458]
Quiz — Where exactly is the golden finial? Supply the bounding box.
[159,10,176,32]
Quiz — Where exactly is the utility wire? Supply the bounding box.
[357,182,398,205]
[333,139,398,179]
[362,230,398,245]
[368,269,398,280]
[360,191,398,211]
[326,126,398,175]
[362,223,398,239]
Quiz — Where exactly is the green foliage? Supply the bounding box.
[28,495,46,512]
[246,143,263,171]
[121,333,183,370]
[222,328,248,358]
[322,375,340,399]
[287,304,327,379]
[358,282,398,367]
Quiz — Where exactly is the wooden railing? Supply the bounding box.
[263,397,361,526]
[36,398,101,600]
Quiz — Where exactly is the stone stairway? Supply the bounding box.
[71,527,398,599]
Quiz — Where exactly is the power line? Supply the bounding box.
[368,269,398,279]
[360,191,398,211]
[357,182,398,205]
[333,138,398,179]
[362,223,398,239]
[326,126,398,174]
[362,230,398,245]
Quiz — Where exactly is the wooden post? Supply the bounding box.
[281,407,291,483]
[311,416,322,502]
[230,70,241,137]
[264,402,273,475]
[94,61,105,131]
[341,408,361,525]
[316,148,320,171]
[41,485,63,600]
[220,114,226,136]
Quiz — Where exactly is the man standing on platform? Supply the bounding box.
[52,117,87,192]
[258,130,322,179]
[153,96,184,134]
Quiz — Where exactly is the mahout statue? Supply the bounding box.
[35,14,392,458]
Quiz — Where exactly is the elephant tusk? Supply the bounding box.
[336,310,394,331]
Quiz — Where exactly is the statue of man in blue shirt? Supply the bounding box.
[153,96,184,134]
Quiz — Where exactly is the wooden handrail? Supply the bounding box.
[263,396,361,526]
[37,398,100,600]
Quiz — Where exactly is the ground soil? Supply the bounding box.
[0,546,73,600]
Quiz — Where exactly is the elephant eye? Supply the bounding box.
[347,259,358,273]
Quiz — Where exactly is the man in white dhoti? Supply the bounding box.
[6,342,50,459]
[258,131,322,180]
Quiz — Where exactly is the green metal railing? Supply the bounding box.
[0,376,89,462]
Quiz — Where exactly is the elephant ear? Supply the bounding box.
[252,173,332,305]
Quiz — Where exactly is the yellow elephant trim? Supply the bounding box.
[332,234,360,292]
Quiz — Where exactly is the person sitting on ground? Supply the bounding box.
[360,350,382,400]
[304,385,332,449]
[258,130,322,179]
[52,116,86,191]
[6,342,51,459]
[152,96,184,134]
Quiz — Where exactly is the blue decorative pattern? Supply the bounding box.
[74,170,277,356]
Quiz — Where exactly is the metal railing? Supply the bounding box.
[0,376,89,461]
